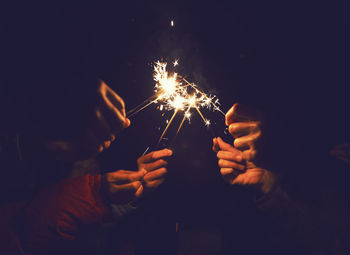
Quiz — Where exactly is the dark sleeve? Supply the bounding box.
[255,182,334,254]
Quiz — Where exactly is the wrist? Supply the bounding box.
[259,170,276,195]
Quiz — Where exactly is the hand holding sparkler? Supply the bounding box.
[137,148,173,192]
[101,170,145,205]
[213,103,275,194]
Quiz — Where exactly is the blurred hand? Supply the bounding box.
[101,170,145,205]
[213,137,274,194]
[137,149,173,192]
[213,103,275,194]
[24,79,131,162]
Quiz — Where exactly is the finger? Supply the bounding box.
[141,159,168,172]
[216,137,239,153]
[233,131,261,150]
[143,167,167,182]
[225,103,238,126]
[135,184,144,199]
[106,87,126,116]
[98,96,127,134]
[212,138,220,152]
[220,167,235,175]
[145,178,165,189]
[217,150,243,162]
[91,108,114,142]
[228,122,259,138]
[242,149,257,162]
[138,149,173,164]
[218,159,245,171]
[107,170,145,185]
[225,103,262,126]
[124,118,131,128]
[112,181,142,192]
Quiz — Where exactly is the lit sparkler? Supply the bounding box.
[126,60,225,144]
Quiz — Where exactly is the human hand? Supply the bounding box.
[213,137,275,194]
[225,103,262,161]
[137,148,173,192]
[23,79,130,162]
[101,170,145,205]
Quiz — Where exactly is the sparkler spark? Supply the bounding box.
[126,59,224,145]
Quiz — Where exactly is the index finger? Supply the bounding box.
[138,149,173,164]
[108,170,145,185]
[106,87,126,117]
[225,103,262,126]
[228,122,260,138]
[216,137,241,154]
[212,138,220,152]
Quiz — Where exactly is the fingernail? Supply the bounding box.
[167,149,173,156]
[236,155,243,162]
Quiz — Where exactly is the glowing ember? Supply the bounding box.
[170,95,186,110]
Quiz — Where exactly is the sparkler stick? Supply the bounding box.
[194,105,216,137]
[127,100,156,119]
[168,107,191,147]
[175,107,191,136]
[126,94,158,117]
[194,105,207,124]
[182,78,226,116]
[157,109,179,145]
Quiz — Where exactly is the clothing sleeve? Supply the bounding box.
[255,182,334,254]
[0,174,111,255]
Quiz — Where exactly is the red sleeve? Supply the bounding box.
[0,174,111,255]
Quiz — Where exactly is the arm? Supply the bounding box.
[0,174,109,255]
[213,103,333,254]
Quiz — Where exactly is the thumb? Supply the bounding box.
[129,170,146,182]
[216,137,238,153]
[124,118,131,128]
